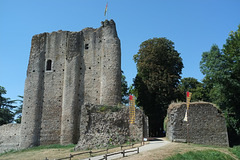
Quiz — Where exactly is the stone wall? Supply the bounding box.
[0,104,148,153]
[0,124,21,153]
[166,102,229,147]
[20,19,121,149]
[75,103,148,150]
[1,20,147,153]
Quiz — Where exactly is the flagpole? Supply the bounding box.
[185,91,192,144]
[104,2,108,20]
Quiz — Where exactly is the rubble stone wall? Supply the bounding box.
[166,102,229,147]
[0,124,21,153]
[75,104,148,150]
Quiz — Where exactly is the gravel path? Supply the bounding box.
[82,138,170,160]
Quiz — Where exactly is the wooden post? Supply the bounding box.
[89,150,92,159]
[104,154,107,160]
[123,150,125,157]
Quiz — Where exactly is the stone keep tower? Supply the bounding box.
[20,20,121,148]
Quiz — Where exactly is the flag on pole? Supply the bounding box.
[104,2,108,16]
[183,91,192,121]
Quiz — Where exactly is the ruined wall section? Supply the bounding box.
[75,104,148,150]
[129,109,149,141]
[166,102,229,147]
[0,124,21,153]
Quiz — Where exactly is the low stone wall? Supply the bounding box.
[75,104,148,150]
[166,102,229,147]
[0,104,148,153]
[0,123,21,153]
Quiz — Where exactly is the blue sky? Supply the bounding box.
[0,0,240,101]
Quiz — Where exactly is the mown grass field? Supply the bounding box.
[118,143,240,160]
[166,150,235,160]
[165,145,240,160]
[0,143,142,160]
[0,142,240,160]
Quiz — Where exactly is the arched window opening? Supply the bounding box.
[46,59,52,71]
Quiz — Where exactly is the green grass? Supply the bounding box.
[229,146,240,159]
[28,144,76,150]
[0,144,76,156]
[165,150,235,160]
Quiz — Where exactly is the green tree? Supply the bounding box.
[121,71,129,104]
[200,25,240,146]
[178,77,209,102]
[14,95,23,123]
[133,37,183,136]
[222,25,240,146]
[0,86,17,125]
[200,45,225,105]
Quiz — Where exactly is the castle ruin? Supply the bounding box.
[166,102,229,147]
[0,20,149,153]
[20,19,121,148]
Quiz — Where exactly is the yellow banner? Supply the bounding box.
[129,95,135,124]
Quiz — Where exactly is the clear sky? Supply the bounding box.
[0,0,240,101]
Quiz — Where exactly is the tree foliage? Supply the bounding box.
[15,95,23,123]
[133,37,183,136]
[0,86,17,125]
[178,77,209,102]
[200,25,240,146]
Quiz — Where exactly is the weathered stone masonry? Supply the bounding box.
[20,19,122,148]
[0,20,148,153]
[166,102,229,147]
[75,103,149,150]
[0,124,21,152]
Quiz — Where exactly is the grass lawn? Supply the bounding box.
[229,146,240,159]
[1,142,240,160]
[165,150,235,160]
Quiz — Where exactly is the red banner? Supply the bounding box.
[129,95,133,100]
[187,91,190,98]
